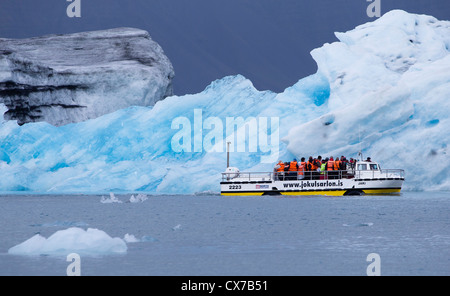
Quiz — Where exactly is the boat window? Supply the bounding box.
[370,164,378,170]
[358,164,367,170]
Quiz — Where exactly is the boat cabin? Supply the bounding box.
[356,161,380,171]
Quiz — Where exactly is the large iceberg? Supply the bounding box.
[0,10,449,193]
[0,28,174,126]
[284,10,450,191]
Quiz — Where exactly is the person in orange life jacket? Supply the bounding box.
[300,157,307,180]
[313,156,322,180]
[327,157,335,170]
[311,158,320,179]
[305,156,314,180]
[327,156,336,179]
[288,159,298,171]
[288,158,298,180]
[274,160,285,180]
[300,157,307,168]
[334,157,341,178]
[275,160,285,172]
[317,155,322,164]
[311,158,319,171]
[334,157,341,170]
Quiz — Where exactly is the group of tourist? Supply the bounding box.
[274,156,359,180]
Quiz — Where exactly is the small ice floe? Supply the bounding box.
[123,233,140,243]
[8,227,127,256]
[359,222,374,227]
[343,222,374,227]
[100,192,123,203]
[129,193,148,203]
[172,224,182,231]
[140,235,157,242]
[123,233,158,243]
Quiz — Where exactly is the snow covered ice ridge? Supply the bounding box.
[0,10,449,193]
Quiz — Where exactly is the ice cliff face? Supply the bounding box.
[0,10,449,193]
[0,28,174,126]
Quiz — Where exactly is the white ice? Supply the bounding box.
[100,192,123,203]
[8,227,127,256]
[129,193,148,203]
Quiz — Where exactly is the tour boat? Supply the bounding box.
[220,159,404,196]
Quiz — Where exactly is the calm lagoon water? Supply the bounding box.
[0,191,449,276]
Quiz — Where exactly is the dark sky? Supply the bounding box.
[1,0,449,95]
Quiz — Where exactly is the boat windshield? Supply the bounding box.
[370,164,378,170]
[357,163,380,171]
[358,164,367,170]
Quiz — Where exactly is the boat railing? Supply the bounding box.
[221,169,405,182]
[354,169,405,180]
[222,172,274,182]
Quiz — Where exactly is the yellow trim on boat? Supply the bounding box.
[221,191,347,196]
[363,188,401,194]
[221,192,264,196]
[221,188,402,196]
[280,190,347,196]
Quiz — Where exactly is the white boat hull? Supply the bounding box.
[221,174,404,196]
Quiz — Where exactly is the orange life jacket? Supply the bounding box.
[298,163,305,175]
[289,161,298,172]
[327,160,335,171]
[276,162,285,172]
[311,159,319,171]
[301,161,307,169]
[334,160,341,171]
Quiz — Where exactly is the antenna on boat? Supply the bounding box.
[358,125,363,161]
[226,141,231,169]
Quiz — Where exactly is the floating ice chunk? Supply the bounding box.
[123,233,140,243]
[172,224,182,231]
[343,222,374,227]
[129,193,148,203]
[140,235,158,242]
[8,227,127,256]
[123,233,157,243]
[100,192,123,203]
